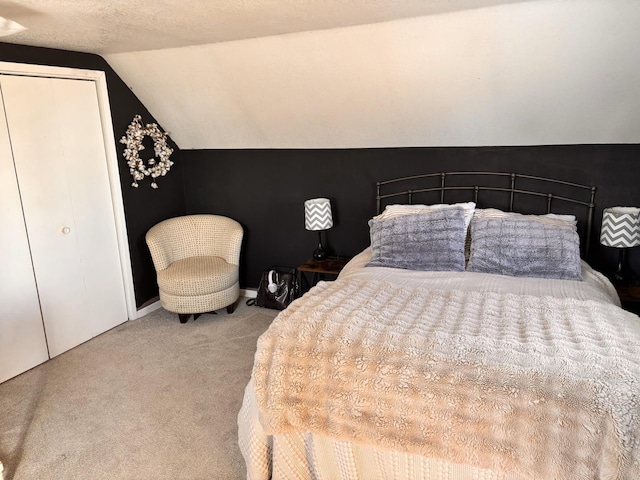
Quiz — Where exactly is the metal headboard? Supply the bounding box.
[376,172,597,257]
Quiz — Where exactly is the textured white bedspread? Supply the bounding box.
[241,251,640,479]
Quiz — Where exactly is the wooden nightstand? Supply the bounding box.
[297,257,350,292]
[614,284,640,315]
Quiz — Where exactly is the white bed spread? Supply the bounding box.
[239,250,640,480]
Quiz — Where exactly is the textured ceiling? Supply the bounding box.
[0,0,530,54]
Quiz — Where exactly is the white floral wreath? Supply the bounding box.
[120,115,174,189]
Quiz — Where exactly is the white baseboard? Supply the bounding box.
[134,300,162,319]
[134,289,258,319]
[241,288,257,299]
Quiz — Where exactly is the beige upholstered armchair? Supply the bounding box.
[145,214,244,323]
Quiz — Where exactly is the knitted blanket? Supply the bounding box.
[252,277,640,479]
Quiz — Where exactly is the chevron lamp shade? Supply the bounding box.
[600,207,640,248]
[305,198,333,231]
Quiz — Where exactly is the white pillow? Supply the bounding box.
[473,208,577,227]
[374,202,476,231]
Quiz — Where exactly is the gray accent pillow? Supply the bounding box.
[366,207,466,271]
[466,215,582,280]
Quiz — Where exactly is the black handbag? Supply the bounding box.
[253,266,300,310]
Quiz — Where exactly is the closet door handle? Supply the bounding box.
[61,226,71,234]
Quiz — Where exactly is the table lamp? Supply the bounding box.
[600,206,640,283]
[304,198,333,260]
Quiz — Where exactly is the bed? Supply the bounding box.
[238,172,640,480]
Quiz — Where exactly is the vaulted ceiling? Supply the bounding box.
[0,0,530,54]
[1,1,638,150]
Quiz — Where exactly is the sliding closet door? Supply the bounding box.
[0,93,49,383]
[1,75,127,358]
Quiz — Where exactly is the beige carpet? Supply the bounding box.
[0,302,278,480]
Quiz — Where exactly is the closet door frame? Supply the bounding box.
[0,61,136,320]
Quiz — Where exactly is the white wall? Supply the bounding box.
[106,0,640,149]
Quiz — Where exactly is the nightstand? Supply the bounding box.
[297,257,350,293]
[614,284,640,315]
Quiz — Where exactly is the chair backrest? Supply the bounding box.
[145,214,243,272]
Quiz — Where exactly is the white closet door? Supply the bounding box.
[1,75,127,358]
[0,91,49,383]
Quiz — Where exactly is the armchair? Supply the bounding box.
[145,214,243,323]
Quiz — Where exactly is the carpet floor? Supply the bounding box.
[0,302,278,480]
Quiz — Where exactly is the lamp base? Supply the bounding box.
[612,271,639,285]
[611,249,639,285]
[312,231,328,260]
[313,245,327,260]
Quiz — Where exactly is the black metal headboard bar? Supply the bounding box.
[378,186,594,208]
[375,171,597,257]
[377,171,593,190]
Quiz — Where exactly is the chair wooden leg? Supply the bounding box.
[227,301,237,314]
[178,314,190,324]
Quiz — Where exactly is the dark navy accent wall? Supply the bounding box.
[0,43,187,307]
[182,145,640,289]
[2,43,638,302]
